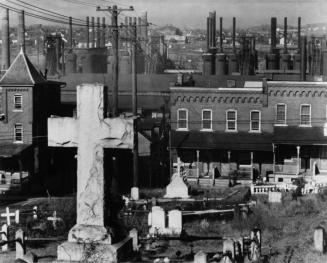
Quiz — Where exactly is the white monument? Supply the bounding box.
[48,84,134,262]
[164,158,189,198]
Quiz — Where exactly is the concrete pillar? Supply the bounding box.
[1,8,10,70]
[17,10,25,52]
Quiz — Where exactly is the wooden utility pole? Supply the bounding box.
[97,5,134,117]
[131,18,139,187]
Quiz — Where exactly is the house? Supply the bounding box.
[0,49,64,193]
[170,74,327,188]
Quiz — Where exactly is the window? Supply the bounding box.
[202,109,212,130]
[14,123,23,142]
[276,104,286,125]
[177,109,188,130]
[250,110,261,132]
[226,110,237,131]
[14,94,22,111]
[300,104,311,126]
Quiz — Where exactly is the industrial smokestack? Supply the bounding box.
[208,17,212,48]
[86,16,90,48]
[1,8,10,70]
[91,16,95,48]
[300,36,307,81]
[219,17,223,52]
[298,17,301,51]
[96,17,100,48]
[69,16,73,49]
[18,10,26,52]
[101,17,106,47]
[270,17,277,52]
[206,17,210,50]
[232,17,236,52]
[284,17,287,53]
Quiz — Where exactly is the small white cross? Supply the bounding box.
[47,211,62,229]
[1,207,18,226]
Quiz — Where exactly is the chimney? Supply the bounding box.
[208,16,212,48]
[219,17,223,52]
[96,17,101,48]
[298,17,301,52]
[86,16,90,48]
[1,8,10,70]
[18,10,25,52]
[300,36,307,81]
[69,16,73,49]
[284,17,287,53]
[270,17,277,53]
[206,17,210,50]
[232,17,236,52]
[101,17,106,47]
[91,16,95,48]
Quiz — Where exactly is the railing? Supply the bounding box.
[251,184,277,195]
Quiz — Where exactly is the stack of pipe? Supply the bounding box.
[293,17,302,70]
[266,17,279,70]
[280,17,291,70]
[203,11,216,75]
[228,17,239,75]
[215,16,227,75]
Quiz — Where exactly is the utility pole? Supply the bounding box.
[96,5,134,117]
[131,18,138,188]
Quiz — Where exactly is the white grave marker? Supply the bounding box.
[1,207,16,226]
[168,210,182,235]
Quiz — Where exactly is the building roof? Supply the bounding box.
[273,126,327,145]
[191,75,264,88]
[0,49,46,86]
[171,130,273,151]
[0,144,31,158]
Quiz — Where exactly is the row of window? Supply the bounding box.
[177,104,313,132]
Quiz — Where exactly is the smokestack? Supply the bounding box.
[298,17,301,52]
[91,16,95,48]
[219,17,223,52]
[1,8,10,70]
[208,17,212,48]
[212,12,216,48]
[69,16,73,49]
[233,17,236,52]
[270,17,277,52]
[101,17,106,47]
[206,17,210,50]
[300,36,307,81]
[284,17,287,53]
[96,17,100,48]
[18,10,26,52]
[86,16,90,48]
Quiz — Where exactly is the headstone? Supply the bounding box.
[314,227,325,253]
[131,187,139,200]
[15,229,25,260]
[15,210,19,224]
[129,228,138,251]
[268,191,282,203]
[149,206,166,235]
[1,224,8,252]
[168,210,182,235]
[47,211,63,229]
[48,84,134,262]
[1,207,15,226]
[194,250,207,263]
[223,239,235,259]
[164,173,189,198]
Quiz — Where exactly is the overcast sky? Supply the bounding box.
[3,0,327,28]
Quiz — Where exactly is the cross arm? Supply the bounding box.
[48,117,78,147]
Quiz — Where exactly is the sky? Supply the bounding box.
[3,0,327,29]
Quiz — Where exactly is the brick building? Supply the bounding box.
[170,75,327,186]
[0,49,64,191]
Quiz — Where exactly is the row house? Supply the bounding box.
[170,75,327,186]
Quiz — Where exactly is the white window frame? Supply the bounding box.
[300,104,311,127]
[13,94,23,111]
[226,110,237,132]
[250,110,261,132]
[177,108,188,130]
[201,109,213,131]
[275,103,287,126]
[14,123,23,143]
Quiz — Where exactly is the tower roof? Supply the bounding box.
[0,48,46,86]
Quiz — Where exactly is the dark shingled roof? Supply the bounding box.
[273,126,327,145]
[171,130,273,151]
[0,144,31,158]
[0,49,46,85]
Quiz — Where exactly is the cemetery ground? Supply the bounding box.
[0,187,327,262]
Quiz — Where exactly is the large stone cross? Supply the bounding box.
[48,84,133,245]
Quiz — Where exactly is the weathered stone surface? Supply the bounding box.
[314,227,325,253]
[168,210,182,235]
[131,187,139,200]
[194,250,207,263]
[68,224,111,244]
[164,173,189,199]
